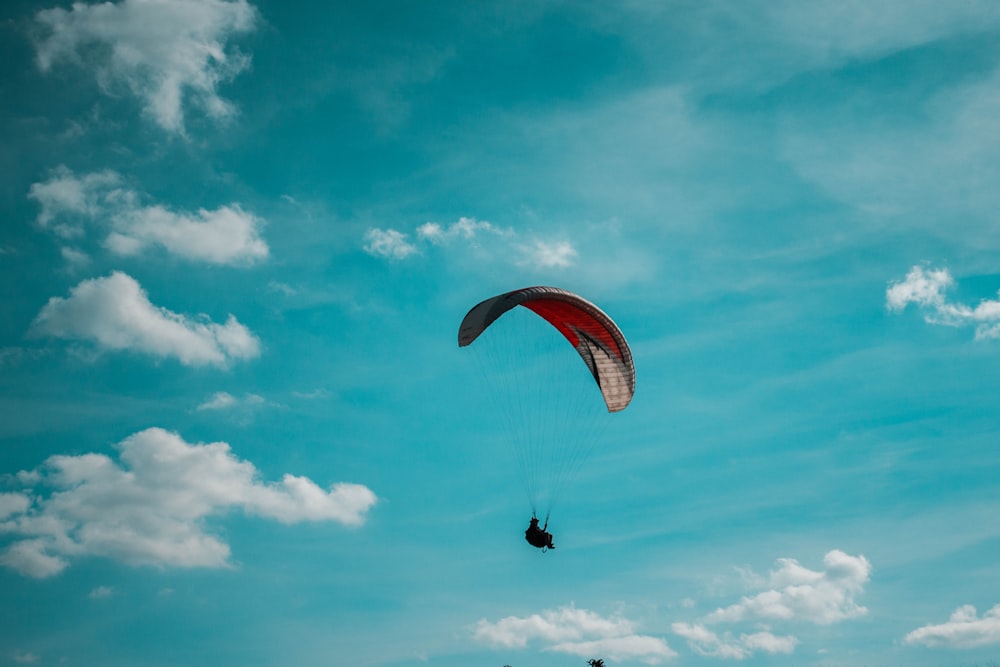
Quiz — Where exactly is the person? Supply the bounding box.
[524,515,555,550]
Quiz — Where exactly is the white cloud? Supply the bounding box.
[363,228,419,260]
[28,167,122,234]
[519,239,577,268]
[886,265,953,312]
[60,246,90,267]
[740,630,799,655]
[887,265,1000,339]
[197,391,267,411]
[12,653,39,664]
[474,604,676,664]
[552,635,677,664]
[905,604,1000,649]
[89,585,113,599]
[416,217,505,244]
[669,551,870,660]
[366,217,577,271]
[671,623,798,660]
[705,550,871,625]
[0,540,67,579]
[34,0,257,134]
[29,167,268,266]
[0,494,30,520]
[0,427,377,578]
[30,271,260,367]
[198,391,238,410]
[106,204,267,264]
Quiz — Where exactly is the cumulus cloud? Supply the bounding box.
[365,217,577,270]
[34,0,257,133]
[29,167,268,265]
[905,604,1000,649]
[672,623,798,660]
[106,204,267,264]
[0,427,377,578]
[705,550,871,625]
[887,265,1000,339]
[670,550,871,660]
[474,604,676,664]
[31,272,260,367]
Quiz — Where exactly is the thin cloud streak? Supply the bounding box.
[672,623,798,660]
[364,216,575,271]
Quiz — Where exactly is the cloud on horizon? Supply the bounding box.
[671,623,798,660]
[29,166,268,266]
[905,604,1000,649]
[0,427,377,578]
[31,271,260,367]
[887,265,1000,339]
[672,550,871,660]
[34,0,258,134]
[474,604,676,664]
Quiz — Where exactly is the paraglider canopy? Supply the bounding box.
[458,286,635,412]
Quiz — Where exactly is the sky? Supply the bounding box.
[2,1,1000,665]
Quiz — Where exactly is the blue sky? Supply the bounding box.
[3,1,1000,665]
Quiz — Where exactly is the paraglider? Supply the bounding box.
[458,286,635,551]
[525,514,555,551]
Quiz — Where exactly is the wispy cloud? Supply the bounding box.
[34,0,258,134]
[89,586,113,599]
[31,272,260,367]
[416,217,504,244]
[887,265,1000,339]
[197,391,267,411]
[778,58,1000,234]
[905,604,1000,648]
[0,427,377,578]
[473,604,676,663]
[364,217,576,270]
[671,623,797,660]
[29,167,268,266]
